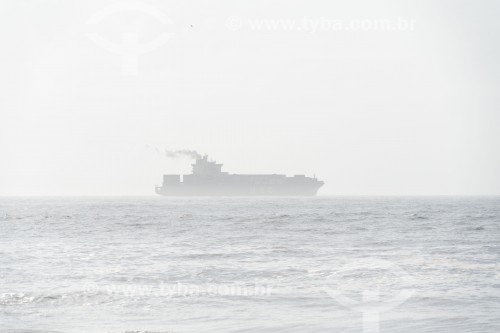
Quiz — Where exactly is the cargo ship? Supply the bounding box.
[156,155,324,196]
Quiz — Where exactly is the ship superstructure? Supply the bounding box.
[156,155,324,196]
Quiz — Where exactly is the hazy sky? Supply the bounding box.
[1,0,499,195]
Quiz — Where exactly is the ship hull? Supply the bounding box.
[155,183,322,196]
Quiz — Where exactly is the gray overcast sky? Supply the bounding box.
[1,0,499,195]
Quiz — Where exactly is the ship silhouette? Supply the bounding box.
[156,155,324,196]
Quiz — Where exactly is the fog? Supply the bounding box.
[1,0,499,195]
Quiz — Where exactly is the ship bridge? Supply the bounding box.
[192,155,224,176]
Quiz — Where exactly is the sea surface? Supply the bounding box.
[0,196,499,333]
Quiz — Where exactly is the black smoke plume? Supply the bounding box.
[164,149,201,160]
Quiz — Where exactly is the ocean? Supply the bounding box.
[0,196,499,333]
